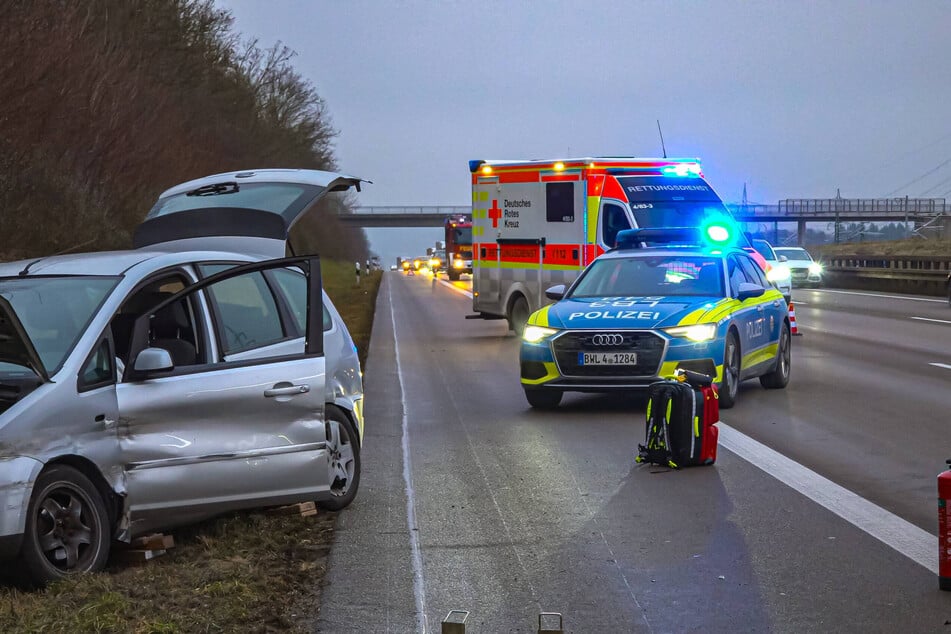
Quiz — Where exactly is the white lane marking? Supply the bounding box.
[929,363,951,371]
[718,423,937,574]
[810,289,945,303]
[389,280,429,633]
[912,316,951,325]
[437,277,473,298]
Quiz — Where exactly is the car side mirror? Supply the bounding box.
[133,347,174,374]
[545,284,566,301]
[737,282,766,302]
[778,255,788,262]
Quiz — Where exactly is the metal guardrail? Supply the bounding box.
[822,255,950,296]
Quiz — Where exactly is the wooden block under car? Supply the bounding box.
[267,501,318,516]
[130,533,175,550]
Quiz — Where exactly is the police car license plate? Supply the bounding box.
[579,352,637,365]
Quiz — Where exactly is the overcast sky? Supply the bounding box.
[216,0,951,260]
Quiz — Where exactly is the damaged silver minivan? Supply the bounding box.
[0,169,366,584]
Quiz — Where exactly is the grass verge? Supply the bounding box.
[0,262,383,632]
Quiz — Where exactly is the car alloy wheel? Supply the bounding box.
[21,465,110,584]
[319,406,361,511]
[720,331,740,409]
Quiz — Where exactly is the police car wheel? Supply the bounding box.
[760,322,791,389]
[719,331,740,409]
[524,388,562,409]
[509,296,530,336]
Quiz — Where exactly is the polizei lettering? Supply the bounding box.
[567,310,661,320]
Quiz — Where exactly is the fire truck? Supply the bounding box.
[467,157,741,333]
[444,214,473,281]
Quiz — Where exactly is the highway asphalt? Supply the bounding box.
[318,274,951,633]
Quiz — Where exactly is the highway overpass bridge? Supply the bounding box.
[341,198,948,240]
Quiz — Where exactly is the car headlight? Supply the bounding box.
[522,326,558,343]
[429,258,440,267]
[766,264,791,282]
[808,263,823,275]
[452,259,465,269]
[663,323,717,342]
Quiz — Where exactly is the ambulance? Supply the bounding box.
[467,157,740,333]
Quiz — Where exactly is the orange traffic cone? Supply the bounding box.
[789,302,801,336]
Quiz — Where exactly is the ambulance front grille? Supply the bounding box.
[552,331,665,377]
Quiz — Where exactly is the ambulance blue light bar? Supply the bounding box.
[661,162,702,177]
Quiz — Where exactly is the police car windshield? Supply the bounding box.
[569,255,724,298]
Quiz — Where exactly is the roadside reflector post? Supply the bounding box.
[355,261,361,286]
[442,610,468,634]
[938,460,951,590]
[538,612,564,633]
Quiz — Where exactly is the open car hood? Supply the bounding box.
[133,169,369,257]
[0,296,48,381]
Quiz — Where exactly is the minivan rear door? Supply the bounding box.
[133,169,367,257]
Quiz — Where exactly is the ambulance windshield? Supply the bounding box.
[629,202,730,229]
[616,176,730,230]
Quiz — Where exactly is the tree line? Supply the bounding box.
[0,0,368,259]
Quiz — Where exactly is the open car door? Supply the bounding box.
[133,169,369,257]
[118,256,332,532]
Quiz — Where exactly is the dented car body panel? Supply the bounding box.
[0,169,367,574]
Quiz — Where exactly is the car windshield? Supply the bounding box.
[146,182,323,224]
[751,240,776,261]
[776,247,812,260]
[569,255,725,298]
[0,276,120,374]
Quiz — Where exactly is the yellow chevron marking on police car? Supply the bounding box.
[742,343,779,369]
[676,307,713,326]
[529,305,552,327]
[520,362,560,385]
[658,361,679,378]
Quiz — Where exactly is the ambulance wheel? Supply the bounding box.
[760,322,791,389]
[719,331,740,409]
[524,388,562,409]
[509,295,530,336]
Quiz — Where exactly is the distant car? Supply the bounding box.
[773,247,823,287]
[0,168,365,584]
[750,238,792,302]
[390,264,398,271]
[411,256,428,271]
[520,227,791,410]
[429,249,446,274]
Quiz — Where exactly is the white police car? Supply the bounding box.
[520,225,791,409]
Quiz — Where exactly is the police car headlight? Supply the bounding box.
[663,323,717,342]
[766,265,791,282]
[523,326,557,343]
[808,263,823,275]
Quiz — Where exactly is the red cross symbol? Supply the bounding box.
[488,199,502,228]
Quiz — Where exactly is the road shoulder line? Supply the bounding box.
[718,422,938,574]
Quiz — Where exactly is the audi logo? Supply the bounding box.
[591,333,624,346]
